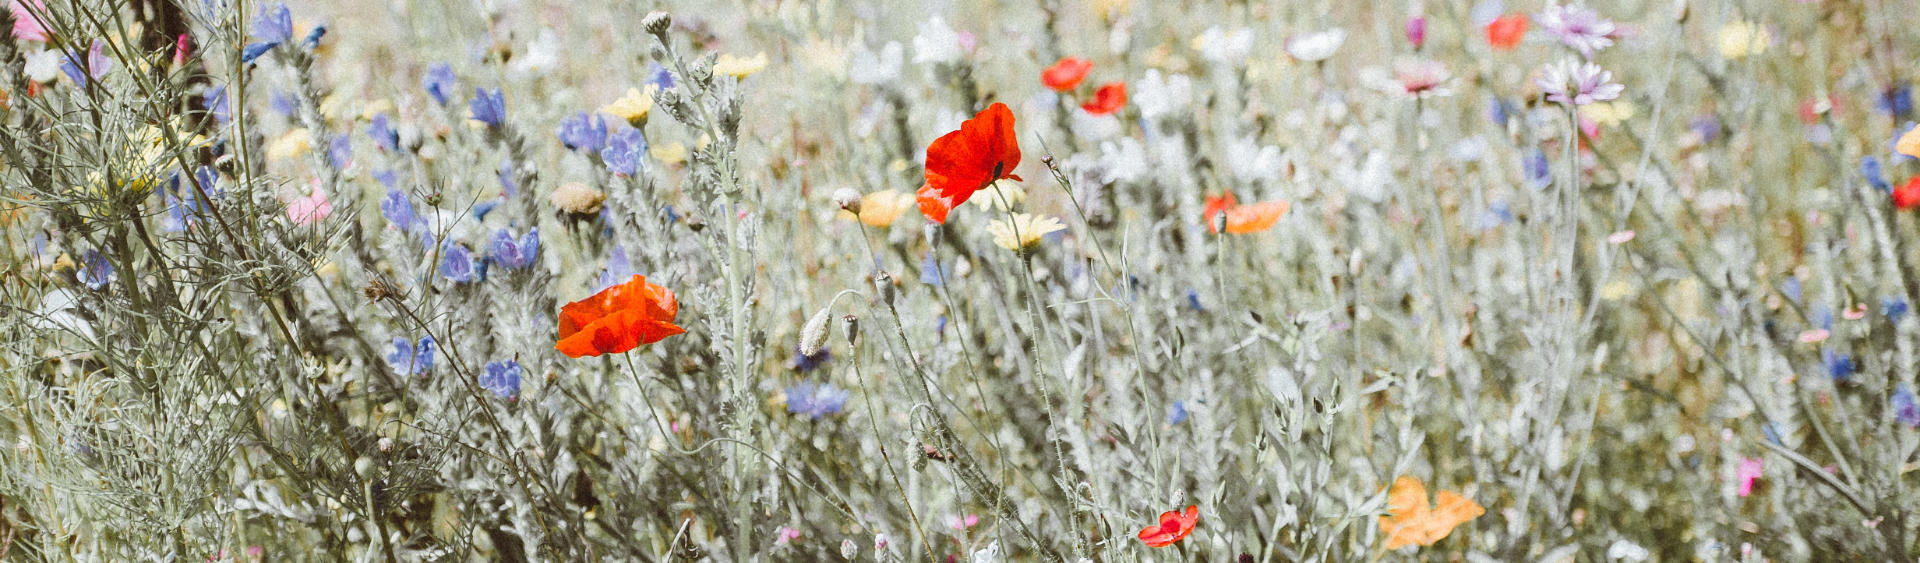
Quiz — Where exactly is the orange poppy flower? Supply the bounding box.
[1377,476,1484,550]
[1203,193,1290,234]
[1485,14,1527,50]
[1041,57,1092,91]
[1082,82,1127,115]
[1137,505,1199,548]
[556,274,685,358]
[920,102,1023,224]
[1898,177,1920,210]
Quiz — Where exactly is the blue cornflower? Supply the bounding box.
[1186,289,1203,311]
[369,114,398,152]
[78,250,113,290]
[919,252,947,286]
[440,243,475,283]
[1885,297,1911,323]
[269,89,296,116]
[602,128,646,175]
[162,173,207,232]
[1823,348,1854,383]
[1863,156,1890,192]
[240,41,277,64]
[469,87,506,128]
[597,246,636,291]
[1894,385,1920,428]
[380,188,425,233]
[1168,401,1189,424]
[373,169,398,188]
[497,158,517,197]
[646,62,676,90]
[205,85,230,124]
[1523,148,1551,191]
[784,382,849,420]
[1485,95,1511,126]
[250,4,293,44]
[479,360,522,400]
[1880,85,1913,120]
[1782,276,1803,303]
[792,348,831,372]
[934,315,948,337]
[488,227,540,270]
[1689,115,1723,144]
[387,336,436,376]
[423,63,456,106]
[301,25,326,49]
[557,111,608,153]
[472,200,500,220]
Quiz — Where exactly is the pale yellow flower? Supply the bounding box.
[267,129,312,162]
[713,52,770,78]
[650,142,688,165]
[600,86,658,127]
[550,182,606,214]
[1717,21,1770,60]
[1898,127,1920,160]
[977,182,1026,212]
[987,213,1067,252]
[838,191,918,227]
[1583,101,1635,127]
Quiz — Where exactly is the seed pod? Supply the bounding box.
[839,314,859,349]
[874,271,896,308]
[799,307,831,356]
[642,11,672,36]
[832,188,862,214]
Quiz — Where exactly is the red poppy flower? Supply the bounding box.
[1896,177,1920,210]
[556,274,685,358]
[1082,82,1126,115]
[1137,505,1199,548]
[1485,14,1527,50]
[921,102,1023,223]
[1041,57,1092,91]
[1203,193,1289,234]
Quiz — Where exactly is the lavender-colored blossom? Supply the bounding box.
[785,382,849,420]
[479,360,522,400]
[380,188,425,233]
[469,87,506,128]
[1880,85,1913,120]
[441,243,475,283]
[369,114,398,152]
[301,25,326,49]
[328,134,352,169]
[269,89,297,116]
[497,158,517,197]
[422,63,456,106]
[163,172,207,232]
[1863,156,1890,192]
[1169,401,1190,424]
[919,252,947,286]
[1894,385,1920,428]
[602,127,646,175]
[597,245,636,291]
[387,336,435,376]
[472,200,499,221]
[1689,115,1723,144]
[791,348,831,372]
[59,39,111,84]
[1523,148,1552,190]
[373,169,398,188]
[488,227,540,270]
[1537,4,1614,57]
[1822,348,1853,383]
[1536,58,1623,106]
[557,111,608,152]
[1884,297,1910,323]
[205,85,230,124]
[646,62,675,90]
[78,250,113,290]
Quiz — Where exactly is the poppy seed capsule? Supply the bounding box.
[832,188,862,214]
[874,270,896,307]
[840,314,858,348]
[799,307,832,356]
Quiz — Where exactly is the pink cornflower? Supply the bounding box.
[1537,4,1615,57]
[1536,58,1623,106]
[1389,58,1451,99]
[1736,457,1763,497]
[286,184,332,225]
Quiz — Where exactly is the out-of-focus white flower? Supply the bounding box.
[31,288,95,340]
[1071,109,1122,141]
[1193,26,1253,66]
[1366,58,1452,99]
[1099,137,1150,184]
[913,16,963,64]
[24,48,61,83]
[1224,137,1282,183]
[849,41,903,85]
[1341,150,1392,202]
[1134,69,1192,119]
[1286,28,1346,62]
[510,29,560,75]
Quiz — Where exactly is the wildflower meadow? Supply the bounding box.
[4,0,1920,560]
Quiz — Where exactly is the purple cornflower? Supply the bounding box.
[1689,115,1723,144]
[240,41,276,64]
[1536,58,1623,106]
[250,3,293,44]
[597,246,635,291]
[269,89,297,116]
[422,63,456,106]
[497,158,517,197]
[1880,85,1913,120]
[1822,348,1854,383]
[78,250,113,290]
[387,336,435,377]
[479,360,522,400]
[784,382,849,420]
[488,227,540,270]
[791,348,831,372]
[1884,297,1910,322]
[329,134,352,169]
[440,243,475,283]
[920,252,948,286]
[1523,148,1552,190]
[1894,385,1920,428]
[59,39,112,85]
[1405,17,1426,49]
[1537,4,1615,57]
[1863,156,1890,192]
[1169,401,1190,424]
[469,87,506,128]
[369,114,398,152]
[646,62,676,90]
[557,111,608,153]
[205,85,230,124]
[602,128,646,175]
[380,187,425,233]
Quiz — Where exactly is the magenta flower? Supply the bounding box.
[1735,457,1763,497]
[9,0,48,42]
[1537,4,1615,57]
[1535,58,1623,106]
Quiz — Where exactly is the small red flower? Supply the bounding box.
[1082,82,1126,115]
[1485,14,1528,50]
[1041,57,1093,91]
[921,102,1022,223]
[1896,177,1920,210]
[1137,505,1199,548]
[556,274,685,358]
